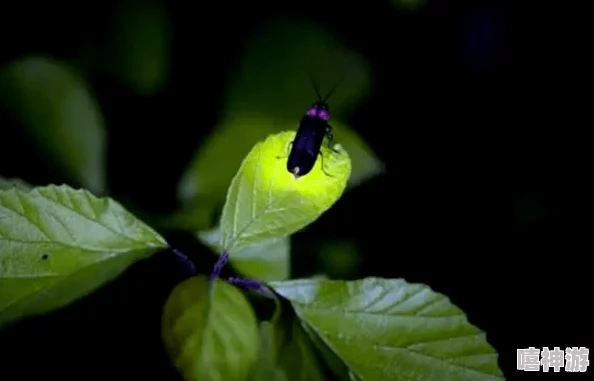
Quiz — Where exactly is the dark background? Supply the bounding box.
[0,1,588,380]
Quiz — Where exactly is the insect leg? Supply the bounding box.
[318,151,334,177]
[325,125,340,154]
[276,141,293,159]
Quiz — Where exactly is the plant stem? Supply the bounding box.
[209,251,229,281]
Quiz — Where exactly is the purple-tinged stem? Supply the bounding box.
[209,251,229,282]
[227,277,277,299]
[227,277,264,291]
[172,248,196,274]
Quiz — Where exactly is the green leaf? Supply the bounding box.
[178,118,380,215]
[219,131,351,254]
[228,238,290,282]
[0,57,106,194]
[248,322,288,381]
[0,184,167,329]
[80,0,170,96]
[222,19,369,121]
[318,239,362,279]
[175,18,382,232]
[248,292,328,381]
[0,177,33,191]
[270,278,504,381]
[331,121,384,189]
[198,226,290,281]
[248,318,329,381]
[299,322,351,380]
[162,275,259,381]
[276,319,330,381]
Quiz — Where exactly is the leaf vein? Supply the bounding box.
[0,237,137,253]
[11,191,52,240]
[0,251,125,318]
[37,191,146,245]
[318,329,501,379]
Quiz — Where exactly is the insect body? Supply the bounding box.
[282,78,342,179]
[286,101,338,179]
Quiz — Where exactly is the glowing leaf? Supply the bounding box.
[219,131,351,254]
[0,185,167,329]
[198,226,290,281]
[162,275,259,381]
[0,177,32,191]
[271,277,504,381]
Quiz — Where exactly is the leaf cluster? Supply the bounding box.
[0,16,502,381]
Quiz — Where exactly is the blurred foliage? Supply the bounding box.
[248,322,290,381]
[216,19,369,120]
[0,57,106,194]
[392,0,427,12]
[317,239,361,279]
[251,319,328,380]
[80,0,170,96]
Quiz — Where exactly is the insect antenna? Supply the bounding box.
[307,71,324,102]
[306,68,345,105]
[321,73,344,104]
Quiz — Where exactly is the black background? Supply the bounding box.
[0,1,589,380]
